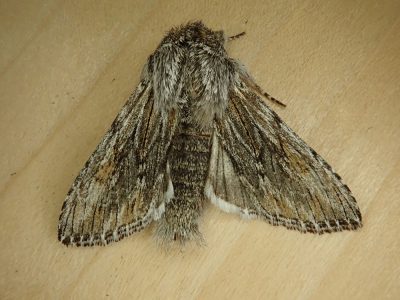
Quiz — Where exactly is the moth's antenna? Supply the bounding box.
[228,31,246,41]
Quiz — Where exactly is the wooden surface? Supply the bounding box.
[1,1,400,299]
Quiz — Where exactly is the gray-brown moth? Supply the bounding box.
[58,21,362,247]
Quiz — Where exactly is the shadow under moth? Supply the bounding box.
[58,21,362,247]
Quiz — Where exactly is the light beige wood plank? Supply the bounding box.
[1,0,399,299]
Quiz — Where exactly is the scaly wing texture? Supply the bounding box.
[58,80,177,246]
[206,76,362,234]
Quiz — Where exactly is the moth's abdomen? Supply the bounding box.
[170,131,210,197]
[157,123,211,242]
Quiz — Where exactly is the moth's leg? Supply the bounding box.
[253,82,287,107]
[243,76,287,107]
[228,31,246,41]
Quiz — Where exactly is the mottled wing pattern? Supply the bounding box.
[58,80,176,246]
[206,76,362,233]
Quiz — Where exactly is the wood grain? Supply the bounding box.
[1,1,399,299]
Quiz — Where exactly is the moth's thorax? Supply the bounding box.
[149,21,235,128]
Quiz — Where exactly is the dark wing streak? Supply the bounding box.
[305,187,322,222]
[71,203,77,234]
[286,177,303,223]
[333,183,359,222]
[310,168,339,220]
[333,186,350,220]
[222,115,254,160]
[142,94,154,150]
[303,192,318,231]
[115,203,119,230]
[62,206,72,235]
[80,202,87,233]
[259,136,284,216]
[230,97,258,155]
[90,203,98,233]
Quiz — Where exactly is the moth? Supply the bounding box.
[58,21,362,247]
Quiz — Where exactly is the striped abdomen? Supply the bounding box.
[157,121,211,242]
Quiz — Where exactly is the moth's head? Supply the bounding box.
[164,21,226,51]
